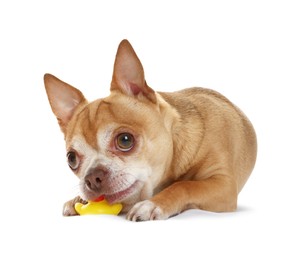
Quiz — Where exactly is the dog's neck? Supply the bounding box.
[155,92,205,188]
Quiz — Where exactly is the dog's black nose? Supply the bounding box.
[84,168,106,192]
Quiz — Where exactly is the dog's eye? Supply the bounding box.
[67,151,80,170]
[116,133,135,152]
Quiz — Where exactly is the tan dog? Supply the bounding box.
[44,40,257,221]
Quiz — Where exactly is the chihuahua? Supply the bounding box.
[44,40,257,221]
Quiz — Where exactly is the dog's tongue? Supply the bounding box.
[93,195,105,202]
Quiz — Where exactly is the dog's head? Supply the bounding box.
[44,40,174,206]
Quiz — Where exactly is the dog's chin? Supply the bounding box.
[81,181,143,204]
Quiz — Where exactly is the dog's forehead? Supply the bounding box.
[66,99,114,149]
[66,95,152,150]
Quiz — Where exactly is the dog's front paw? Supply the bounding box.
[63,200,78,216]
[126,200,167,221]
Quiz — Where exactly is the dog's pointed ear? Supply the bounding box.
[111,40,157,104]
[44,74,87,133]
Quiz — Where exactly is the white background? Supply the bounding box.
[0,0,300,259]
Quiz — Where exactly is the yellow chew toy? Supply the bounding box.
[74,196,122,216]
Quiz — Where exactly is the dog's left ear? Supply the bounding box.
[111,40,157,104]
[44,74,87,133]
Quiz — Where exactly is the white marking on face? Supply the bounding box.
[97,126,114,154]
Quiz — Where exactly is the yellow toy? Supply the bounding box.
[74,195,123,216]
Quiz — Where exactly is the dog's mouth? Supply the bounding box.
[105,181,140,204]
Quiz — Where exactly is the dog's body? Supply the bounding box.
[44,40,257,221]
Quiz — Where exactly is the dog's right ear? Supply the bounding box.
[44,74,86,133]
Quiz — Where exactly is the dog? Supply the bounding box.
[44,39,257,221]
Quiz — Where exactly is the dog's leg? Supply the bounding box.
[127,175,237,221]
[63,196,87,216]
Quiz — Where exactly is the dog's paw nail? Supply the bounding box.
[126,200,166,221]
